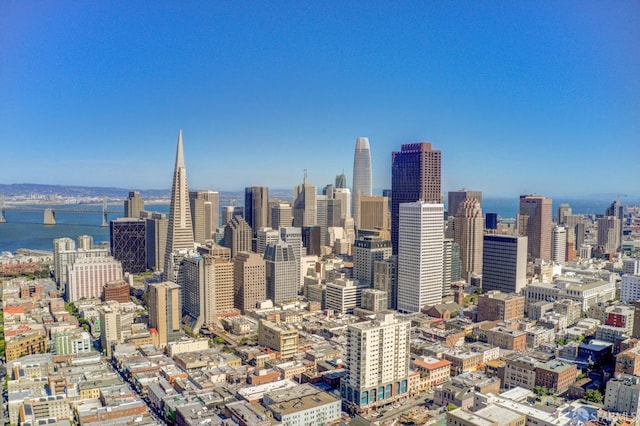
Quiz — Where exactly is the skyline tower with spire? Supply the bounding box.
[352,137,372,229]
[164,130,195,282]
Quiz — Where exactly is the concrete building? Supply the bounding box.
[341,313,410,414]
[352,137,373,229]
[222,205,243,226]
[265,240,298,303]
[604,374,640,417]
[99,306,121,356]
[518,195,552,261]
[391,142,441,254]
[598,216,621,254]
[148,281,182,347]
[361,289,388,313]
[189,190,219,243]
[66,256,123,302]
[263,383,341,426]
[164,130,196,282]
[477,291,525,322]
[359,195,389,231]
[454,198,484,279]
[448,189,482,220]
[244,186,269,237]
[326,278,369,314]
[223,215,252,259]
[373,256,397,310]
[124,191,144,218]
[269,203,293,230]
[141,211,167,272]
[181,253,218,334]
[234,251,266,313]
[54,330,91,355]
[551,225,567,265]
[279,226,303,286]
[293,172,317,228]
[353,235,392,286]
[397,202,444,313]
[256,227,279,257]
[504,357,539,390]
[258,320,299,360]
[621,275,640,303]
[522,278,616,313]
[535,360,577,394]
[482,234,527,294]
[110,217,147,273]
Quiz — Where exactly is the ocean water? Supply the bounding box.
[0,197,635,254]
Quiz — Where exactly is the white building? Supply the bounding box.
[66,256,123,302]
[551,226,567,265]
[264,383,341,426]
[326,278,369,314]
[256,227,279,257]
[397,202,444,313]
[620,275,640,303]
[341,313,410,414]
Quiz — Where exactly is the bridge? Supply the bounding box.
[0,196,116,226]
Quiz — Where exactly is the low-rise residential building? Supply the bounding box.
[615,345,640,376]
[604,374,640,417]
[412,357,452,390]
[258,320,300,360]
[504,357,539,390]
[534,360,577,394]
[263,383,342,426]
[486,327,526,352]
[477,291,525,322]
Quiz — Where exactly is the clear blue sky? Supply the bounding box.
[1,1,638,197]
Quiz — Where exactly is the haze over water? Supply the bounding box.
[1,197,634,254]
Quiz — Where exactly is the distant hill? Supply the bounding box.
[0,183,294,202]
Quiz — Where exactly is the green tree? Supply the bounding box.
[583,389,603,403]
[533,386,548,397]
[446,403,458,412]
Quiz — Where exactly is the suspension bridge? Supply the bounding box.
[0,196,117,227]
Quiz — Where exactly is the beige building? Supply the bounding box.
[518,195,552,261]
[234,251,266,313]
[454,198,484,279]
[148,281,182,347]
[504,357,539,390]
[477,291,525,322]
[360,195,390,231]
[258,320,299,360]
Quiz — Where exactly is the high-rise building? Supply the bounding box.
[442,239,462,298]
[373,256,397,310]
[453,198,483,279]
[66,256,124,302]
[53,237,76,288]
[334,188,352,220]
[280,227,303,286]
[397,202,444,313]
[223,215,252,259]
[148,281,182,347]
[326,278,369,314]
[124,191,145,218]
[293,172,317,227]
[195,245,235,314]
[391,142,441,254]
[77,235,93,250]
[557,203,572,224]
[264,240,298,303]
[360,196,389,231]
[485,213,498,230]
[353,236,392,286]
[482,234,527,294]
[269,203,293,230]
[518,195,552,261]
[341,313,410,415]
[190,190,219,244]
[352,137,372,229]
[234,251,266,313]
[606,199,625,252]
[164,130,195,282]
[222,206,243,226]
[448,189,482,219]
[110,218,147,273]
[335,173,347,189]
[244,186,269,237]
[141,211,167,272]
[181,253,217,334]
[598,216,621,254]
[316,195,342,247]
[551,225,567,265]
[256,227,279,256]
[98,306,121,357]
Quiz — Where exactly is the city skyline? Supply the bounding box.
[1,3,638,196]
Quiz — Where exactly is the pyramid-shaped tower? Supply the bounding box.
[164,130,195,281]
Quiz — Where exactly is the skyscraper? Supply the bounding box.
[341,313,410,415]
[190,190,219,244]
[397,202,444,313]
[148,281,182,347]
[353,236,392,286]
[221,205,243,226]
[482,234,527,293]
[110,218,147,273]
[453,198,483,279]
[269,203,293,230]
[551,225,567,265]
[597,216,621,254]
[391,142,442,254]
[124,191,145,218]
[233,251,266,313]
[264,240,298,303]
[164,130,195,282]
[181,253,217,334]
[335,173,347,189]
[293,172,317,228]
[223,215,252,259]
[141,211,167,272]
[518,195,552,261]
[447,189,482,219]
[244,186,269,236]
[359,196,389,231]
[352,137,372,229]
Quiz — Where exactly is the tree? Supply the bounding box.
[583,389,603,403]
[533,386,548,397]
[446,403,458,412]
